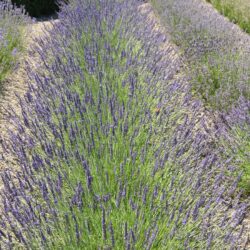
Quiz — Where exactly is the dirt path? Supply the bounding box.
[0,20,57,175]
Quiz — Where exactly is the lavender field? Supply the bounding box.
[0,0,249,249]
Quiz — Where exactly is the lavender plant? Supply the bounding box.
[151,0,250,195]
[151,0,250,110]
[0,0,29,89]
[0,0,247,249]
[219,96,250,195]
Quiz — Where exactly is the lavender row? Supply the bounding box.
[151,0,250,110]
[151,0,250,197]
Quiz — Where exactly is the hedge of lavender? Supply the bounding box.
[151,0,250,110]
[0,0,29,89]
[151,0,250,195]
[0,0,247,249]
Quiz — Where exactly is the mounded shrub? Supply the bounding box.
[11,0,59,17]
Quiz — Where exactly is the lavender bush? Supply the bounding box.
[151,0,250,195]
[0,0,248,249]
[0,0,29,89]
[151,0,250,110]
[219,96,250,195]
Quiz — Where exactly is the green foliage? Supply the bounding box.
[0,3,28,91]
[219,124,250,196]
[11,0,59,17]
[193,52,244,109]
[233,128,250,196]
[0,29,20,83]
[207,0,250,34]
